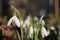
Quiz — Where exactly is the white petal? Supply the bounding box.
[7,16,13,26]
[41,27,45,38]
[26,20,30,26]
[30,27,33,34]
[34,16,38,21]
[23,16,31,28]
[41,27,50,38]
[29,27,33,37]
[41,20,45,25]
[23,23,26,28]
[27,16,31,21]
[13,16,20,27]
[23,19,30,28]
[50,26,55,30]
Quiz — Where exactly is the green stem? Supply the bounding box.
[20,25,23,40]
[16,30,21,40]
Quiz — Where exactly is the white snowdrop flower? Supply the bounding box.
[27,16,31,21]
[23,19,30,28]
[41,20,45,26]
[29,26,33,38]
[7,16,13,26]
[39,20,45,26]
[50,26,55,30]
[7,16,20,27]
[34,16,38,21]
[13,16,20,27]
[23,16,31,28]
[41,27,50,38]
[25,20,30,26]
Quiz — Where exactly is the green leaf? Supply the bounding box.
[16,30,21,40]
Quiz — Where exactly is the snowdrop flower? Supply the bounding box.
[37,15,45,24]
[41,20,45,26]
[23,16,31,28]
[40,15,50,38]
[23,19,30,28]
[34,16,38,21]
[41,27,50,38]
[29,26,33,38]
[50,26,55,30]
[27,16,31,21]
[7,16,20,27]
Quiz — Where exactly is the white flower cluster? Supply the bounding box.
[7,15,55,38]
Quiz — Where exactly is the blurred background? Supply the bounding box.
[0,0,60,19]
[0,0,59,17]
[0,0,60,40]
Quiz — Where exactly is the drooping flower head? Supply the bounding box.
[41,27,50,38]
[33,16,38,21]
[29,26,33,38]
[23,16,31,28]
[39,15,50,38]
[7,16,20,27]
